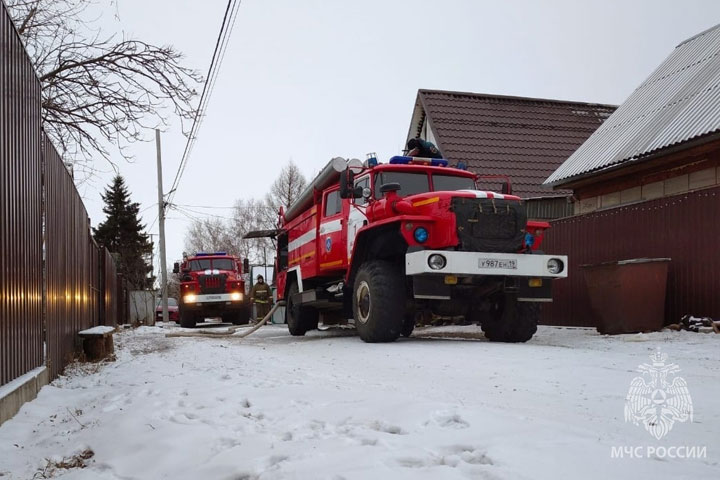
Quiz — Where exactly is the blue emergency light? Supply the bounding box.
[389,156,448,167]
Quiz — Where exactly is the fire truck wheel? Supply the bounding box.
[179,310,196,328]
[401,313,416,337]
[223,311,249,325]
[481,294,539,343]
[353,261,405,343]
[286,281,319,336]
[238,304,252,325]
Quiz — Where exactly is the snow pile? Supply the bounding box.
[0,324,718,479]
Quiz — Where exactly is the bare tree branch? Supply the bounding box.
[6,0,201,171]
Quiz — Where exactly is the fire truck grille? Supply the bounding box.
[198,274,227,294]
[451,197,527,253]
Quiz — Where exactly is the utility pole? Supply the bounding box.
[155,129,169,324]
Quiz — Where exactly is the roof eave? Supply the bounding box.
[405,92,425,146]
[544,130,720,189]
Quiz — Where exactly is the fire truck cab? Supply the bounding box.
[251,155,568,343]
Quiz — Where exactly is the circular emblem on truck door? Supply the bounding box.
[325,237,332,252]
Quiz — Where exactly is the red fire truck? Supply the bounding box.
[172,252,251,328]
[247,155,567,343]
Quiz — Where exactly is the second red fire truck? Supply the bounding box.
[247,154,567,343]
[173,252,251,328]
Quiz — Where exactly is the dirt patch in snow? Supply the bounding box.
[33,448,94,478]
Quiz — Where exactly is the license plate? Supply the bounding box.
[478,258,517,270]
[206,295,222,300]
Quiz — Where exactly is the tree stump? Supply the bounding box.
[78,326,116,361]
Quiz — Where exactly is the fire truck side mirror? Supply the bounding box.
[501,182,512,195]
[339,169,355,199]
[173,262,180,274]
[243,258,249,273]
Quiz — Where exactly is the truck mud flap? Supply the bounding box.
[412,276,451,300]
[517,277,553,302]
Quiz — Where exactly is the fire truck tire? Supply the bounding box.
[223,310,249,325]
[238,304,252,325]
[401,313,416,337]
[179,310,196,328]
[481,294,538,343]
[353,261,405,343]
[286,281,319,336]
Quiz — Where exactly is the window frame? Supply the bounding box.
[323,189,342,217]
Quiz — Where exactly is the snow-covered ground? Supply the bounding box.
[1,323,718,479]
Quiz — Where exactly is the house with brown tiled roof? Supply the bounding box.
[405,89,616,219]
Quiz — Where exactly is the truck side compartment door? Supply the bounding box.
[319,187,346,272]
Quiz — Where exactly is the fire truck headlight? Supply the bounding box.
[428,254,446,270]
[547,258,564,274]
[414,227,429,243]
[184,294,197,303]
[230,292,243,301]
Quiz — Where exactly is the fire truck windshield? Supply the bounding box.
[187,258,235,271]
[374,172,476,197]
[432,174,476,191]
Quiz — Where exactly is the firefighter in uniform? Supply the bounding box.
[406,137,443,159]
[250,275,272,322]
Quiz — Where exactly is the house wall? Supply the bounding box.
[526,196,574,221]
[571,139,720,214]
[575,165,720,214]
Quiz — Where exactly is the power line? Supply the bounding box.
[166,0,241,207]
[174,203,238,210]
[172,204,230,221]
[147,213,159,233]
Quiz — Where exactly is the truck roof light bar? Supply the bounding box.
[388,156,448,167]
[195,252,227,256]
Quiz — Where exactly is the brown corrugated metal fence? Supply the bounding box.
[1,1,122,387]
[44,134,101,379]
[102,248,118,326]
[541,187,720,327]
[0,5,44,386]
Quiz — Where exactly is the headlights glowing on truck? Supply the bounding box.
[547,258,564,275]
[230,292,243,301]
[183,294,197,303]
[428,254,447,270]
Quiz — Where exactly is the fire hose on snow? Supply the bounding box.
[165,301,286,339]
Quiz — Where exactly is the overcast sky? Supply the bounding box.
[76,0,720,278]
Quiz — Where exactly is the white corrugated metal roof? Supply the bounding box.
[545,23,720,186]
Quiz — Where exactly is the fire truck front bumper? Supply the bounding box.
[181,292,245,307]
[405,250,568,302]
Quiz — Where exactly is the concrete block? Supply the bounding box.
[664,174,689,195]
[576,196,599,215]
[689,167,716,190]
[642,181,664,200]
[0,366,49,426]
[601,191,621,208]
[620,186,642,204]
